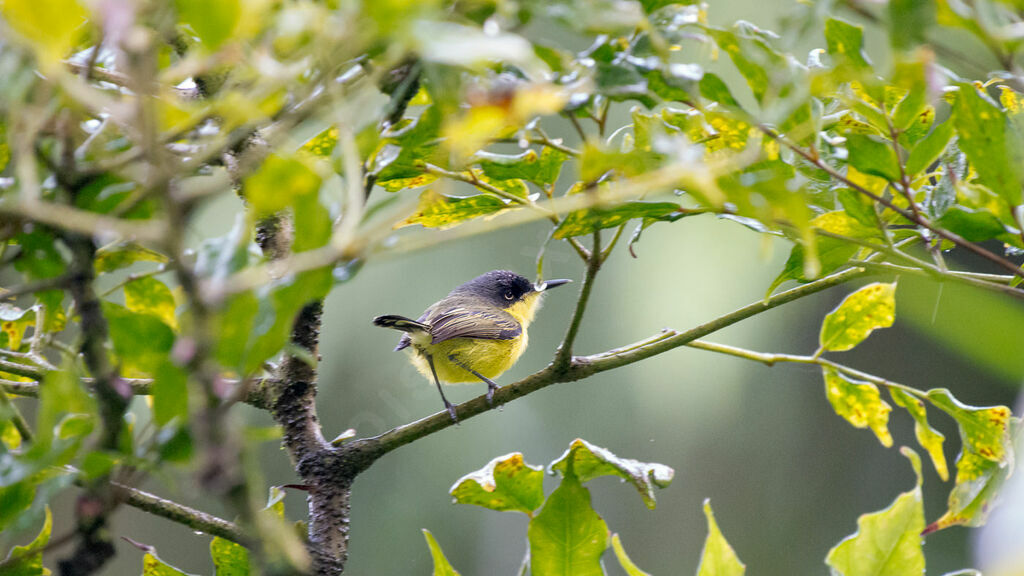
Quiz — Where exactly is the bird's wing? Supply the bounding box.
[394,310,434,351]
[426,306,522,344]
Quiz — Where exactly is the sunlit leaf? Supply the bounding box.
[125,277,178,331]
[889,388,948,481]
[396,189,513,230]
[826,448,925,576]
[819,282,896,352]
[1,0,88,66]
[449,453,544,514]
[823,366,894,447]
[243,155,322,219]
[528,466,608,576]
[421,530,460,576]
[696,500,745,576]
[301,126,339,158]
[549,438,674,509]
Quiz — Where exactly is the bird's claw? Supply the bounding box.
[445,401,459,423]
[485,383,499,405]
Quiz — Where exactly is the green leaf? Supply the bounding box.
[696,500,745,576]
[927,389,1012,467]
[819,282,896,352]
[175,0,240,51]
[1,0,88,66]
[142,551,193,576]
[767,239,856,295]
[472,147,567,187]
[396,190,513,230]
[0,304,36,351]
[905,120,955,177]
[0,507,52,576]
[528,467,608,576]
[925,448,1012,534]
[580,143,664,182]
[554,202,684,240]
[449,452,544,514]
[549,438,674,509]
[300,126,339,158]
[822,366,894,448]
[953,83,1024,207]
[594,62,656,107]
[935,206,1008,243]
[699,73,742,110]
[102,302,175,375]
[211,536,250,576]
[889,0,935,51]
[706,24,787,106]
[421,530,461,576]
[94,242,168,274]
[125,277,178,331]
[825,448,925,576]
[0,482,34,532]
[243,155,322,219]
[151,360,188,426]
[825,18,870,70]
[889,388,948,481]
[611,534,651,576]
[38,364,95,446]
[845,134,900,182]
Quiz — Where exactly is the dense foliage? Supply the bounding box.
[0,0,1022,574]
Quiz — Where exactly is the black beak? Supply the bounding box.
[535,278,572,291]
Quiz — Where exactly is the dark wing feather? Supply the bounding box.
[426,306,522,344]
[395,310,433,351]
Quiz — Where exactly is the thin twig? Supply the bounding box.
[554,229,602,369]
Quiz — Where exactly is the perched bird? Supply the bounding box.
[373,270,571,421]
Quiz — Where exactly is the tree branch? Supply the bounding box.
[553,229,602,368]
[341,265,869,462]
[109,480,248,545]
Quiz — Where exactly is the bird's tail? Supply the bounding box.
[372,315,431,333]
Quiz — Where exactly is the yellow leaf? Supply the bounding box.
[823,366,893,447]
[819,282,896,352]
[889,388,948,481]
[2,0,89,67]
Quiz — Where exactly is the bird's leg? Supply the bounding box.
[448,354,500,405]
[425,353,457,422]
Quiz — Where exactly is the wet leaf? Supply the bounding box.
[528,467,608,576]
[819,282,896,352]
[449,452,544,514]
[823,366,894,448]
[549,438,674,509]
[611,534,651,576]
[826,448,925,576]
[696,500,745,576]
[422,530,460,576]
[889,388,948,481]
[396,189,513,230]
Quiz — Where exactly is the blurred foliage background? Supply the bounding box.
[55,1,1019,574]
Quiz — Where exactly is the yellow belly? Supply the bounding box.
[408,333,528,384]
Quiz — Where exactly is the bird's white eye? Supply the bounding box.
[504,291,515,300]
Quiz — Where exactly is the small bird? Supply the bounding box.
[373,270,572,421]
